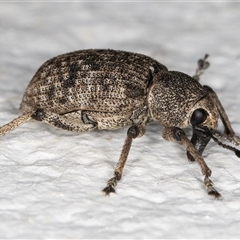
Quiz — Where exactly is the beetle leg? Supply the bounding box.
[204,85,240,145]
[193,54,210,82]
[204,85,234,136]
[103,125,140,195]
[174,127,222,199]
[163,127,221,199]
[0,113,32,137]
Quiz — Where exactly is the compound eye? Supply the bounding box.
[190,108,208,126]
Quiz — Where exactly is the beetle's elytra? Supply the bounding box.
[1,49,240,199]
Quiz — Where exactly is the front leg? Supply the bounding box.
[163,127,221,199]
[203,85,240,146]
[102,125,141,195]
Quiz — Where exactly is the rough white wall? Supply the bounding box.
[0,2,240,239]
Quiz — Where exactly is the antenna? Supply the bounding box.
[211,131,240,158]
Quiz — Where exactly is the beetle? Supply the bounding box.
[0,49,239,198]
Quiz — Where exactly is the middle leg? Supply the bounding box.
[102,125,141,195]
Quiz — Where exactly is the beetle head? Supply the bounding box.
[189,94,219,130]
[148,71,219,130]
[148,70,240,158]
[187,95,219,161]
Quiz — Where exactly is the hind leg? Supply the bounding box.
[0,113,32,137]
[31,109,97,132]
[0,109,96,138]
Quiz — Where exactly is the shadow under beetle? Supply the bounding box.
[1,49,240,199]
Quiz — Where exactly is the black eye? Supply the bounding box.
[190,108,208,126]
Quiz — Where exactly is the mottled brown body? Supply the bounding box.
[1,49,240,199]
[21,49,167,131]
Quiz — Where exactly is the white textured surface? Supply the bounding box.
[0,2,240,239]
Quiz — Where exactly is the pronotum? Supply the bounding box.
[1,49,240,198]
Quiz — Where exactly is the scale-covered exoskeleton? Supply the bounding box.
[1,49,240,198]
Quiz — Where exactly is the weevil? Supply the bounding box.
[1,49,240,198]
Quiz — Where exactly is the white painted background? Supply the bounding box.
[0,2,240,239]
